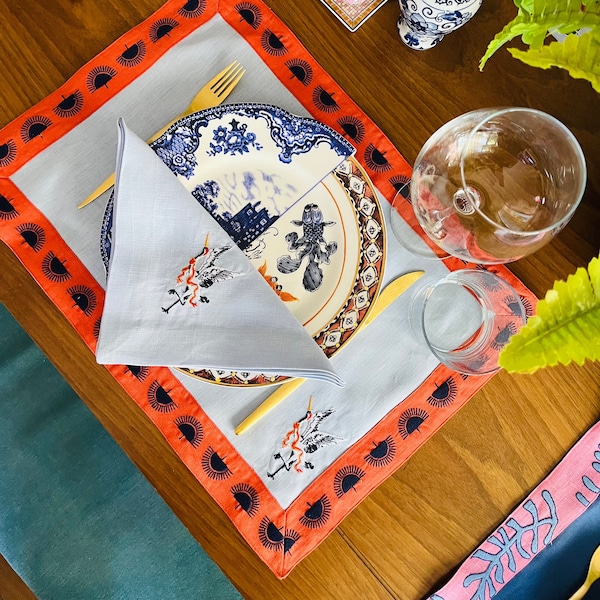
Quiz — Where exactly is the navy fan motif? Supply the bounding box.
[232,483,260,517]
[0,139,17,167]
[148,381,177,413]
[53,91,84,118]
[260,29,287,56]
[283,530,300,554]
[175,415,204,448]
[475,268,504,291]
[67,285,97,316]
[162,234,243,314]
[17,222,45,251]
[277,204,338,293]
[93,318,102,340]
[333,465,365,498]
[20,116,52,143]
[234,2,262,28]
[202,447,232,480]
[0,195,18,220]
[519,294,534,318]
[149,18,179,42]
[125,365,150,381]
[427,377,457,408]
[258,517,284,551]
[178,0,207,18]
[398,407,428,439]
[364,436,396,467]
[258,518,300,554]
[491,322,518,351]
[364,143,391,173]
[117,41,147,67]
[504,294,526,318]
[41,251,70,282]
[312,86,339,113]
[86,66,117,93]
[267,396,343,479]
[337,116,365,144]
[285,59,313,86]
[299,495,331,529]
[389,174,411,201]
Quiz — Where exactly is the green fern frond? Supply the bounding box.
[508,32,600,92]
[499,255,600,373]
[479,0,600,87]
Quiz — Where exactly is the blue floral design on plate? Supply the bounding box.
[100,103,355,271]
[208,118,263,156]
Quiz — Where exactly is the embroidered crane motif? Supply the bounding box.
[267,396,343,479]
[162,233,243,314]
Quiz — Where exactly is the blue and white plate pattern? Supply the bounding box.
[101,103,385,386]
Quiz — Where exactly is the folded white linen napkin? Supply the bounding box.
[96,120,344,386]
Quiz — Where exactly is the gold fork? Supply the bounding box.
[78,60,245,208]
[568,544,600,600]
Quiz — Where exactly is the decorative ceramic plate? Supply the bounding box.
[101,103,386,386]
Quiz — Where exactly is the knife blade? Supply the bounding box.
[234,270,425,435]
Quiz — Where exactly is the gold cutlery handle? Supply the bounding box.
[567,584,591,600]
[234,378,305,435]
[234,270,425,435]
[76,113,185,207]
[77,61,244,209]
[567,544,600,600]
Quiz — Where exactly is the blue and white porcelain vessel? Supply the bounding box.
[397,0,482,50]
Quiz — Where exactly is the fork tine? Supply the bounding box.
[212,64,245,96]
[207,60,240,90]
[215,69,245,99]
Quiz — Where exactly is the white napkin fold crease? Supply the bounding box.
[96,119,344,387]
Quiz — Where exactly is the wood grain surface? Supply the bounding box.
[0,554,36,600]
[0,0,598,599]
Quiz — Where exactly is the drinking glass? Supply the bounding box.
[391,107,587,264]
[409,269,527,375]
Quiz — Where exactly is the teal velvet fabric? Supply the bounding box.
[0,303,242,600]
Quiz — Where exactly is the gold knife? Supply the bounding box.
[234,270,425,435]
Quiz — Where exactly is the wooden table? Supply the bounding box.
[1,1,599,598]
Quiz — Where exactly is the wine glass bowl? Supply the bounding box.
[400,107,587,264]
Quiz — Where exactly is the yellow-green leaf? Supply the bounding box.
[508,32,600,91]
[499,255,600,373]
[479,0,600,83]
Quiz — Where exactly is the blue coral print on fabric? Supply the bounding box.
[208,118,262,156]
[461,490,558,599]
[576,444,600,507]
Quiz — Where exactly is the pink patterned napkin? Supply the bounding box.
[429,421,600,599]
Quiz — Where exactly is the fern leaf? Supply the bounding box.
[479,0,600,70]
[480,16,532,69]
[508,32,600,92]
[499,256,600,373]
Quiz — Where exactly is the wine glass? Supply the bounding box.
[391,107,587,264]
